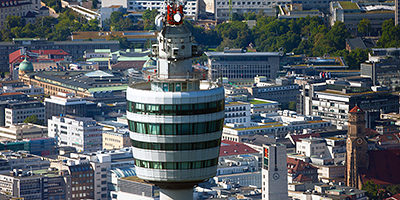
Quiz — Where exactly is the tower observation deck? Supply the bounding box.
[126,1,225,199]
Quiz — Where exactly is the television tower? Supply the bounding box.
[126,1,225,199]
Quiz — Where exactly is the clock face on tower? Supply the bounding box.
[273,173,280,180]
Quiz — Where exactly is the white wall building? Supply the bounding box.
[101,0,199,18]
[225,101,251,125]
[296,137,327,158]
[48,115,103,153]
[214,0,281,20]
[262,144,288,200]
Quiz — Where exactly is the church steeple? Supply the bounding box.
[346,106,368,189]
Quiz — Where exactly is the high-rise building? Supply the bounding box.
[346,106,368,189]
[262,144,288,200]
[126,1,225,199]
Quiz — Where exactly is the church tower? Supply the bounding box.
[346,106,368,189]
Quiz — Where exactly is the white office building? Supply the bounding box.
[225,101,251,124]
[48,115,103,153]
[262,144,288,200]
[101,0,199,18]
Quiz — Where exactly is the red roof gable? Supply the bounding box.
[9,49,69,64]
[362,149,400,185]
[219,140,258,157]
[349,105,363,113]
[30,49,69,55]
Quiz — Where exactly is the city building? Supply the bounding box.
[215,154,261,188]
[206,49,282,83]
[111,176,159,200]
[225,101,251,124]
[44,93,96,121]
[4,100,45,126]
[126,2,225,199]
[102,131,131,150]
[0,168,66,200]
[310,80,399,129]
[100,0,199,19]
[247,78,300,107]
[66,148,135,200]
[249,98,279,116]
[1,83,44,96]
[84,49,150,71]
[330,1,395,35]
[214,0,279,20]
[287,157,318,183]
[360,48,400,91]
[0,0,41,29]
[9,49,72,76]
[0,38,120,72]
[0,151,51,174]
[48,115,103,153]
[346,106,368,189]
[288,184,368,200]
[262,144,288,200]
[19,70,129,98]
[51,160,94,200]
[223,111,331,141]
[0,123,47,140]
[278,4,324,19]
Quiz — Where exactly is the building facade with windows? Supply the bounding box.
[4,101,45,126]
[48,115,103,153]
[206,50,282,82]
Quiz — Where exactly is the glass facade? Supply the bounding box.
[131,139,220,151]
[135,158,218,170]
[127,100,224,115]
[128,119,224,135]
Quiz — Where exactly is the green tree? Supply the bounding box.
[358,18,371,36]
[5,16,25,30]
[288,101,296,111]
[142,9,158,30]
[24,115,38,124]
[378,19,400,48]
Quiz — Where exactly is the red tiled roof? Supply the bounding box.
[0,92,24,96]
[349,105,363,113]
[30,50,69,55]
[287,157,317,174]
[293,174,312,183]
[9,49,69,64]
[385,193,400,200]
[219,140,258,157]
[362,149,400,185]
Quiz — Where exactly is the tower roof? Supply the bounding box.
[349,105,363,113]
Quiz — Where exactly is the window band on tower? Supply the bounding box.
[127,100,224,115]
[128,119,224,135]
[131,139,221,151]
[135,158,219,170]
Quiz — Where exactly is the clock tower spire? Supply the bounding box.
[346,105,368,189]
